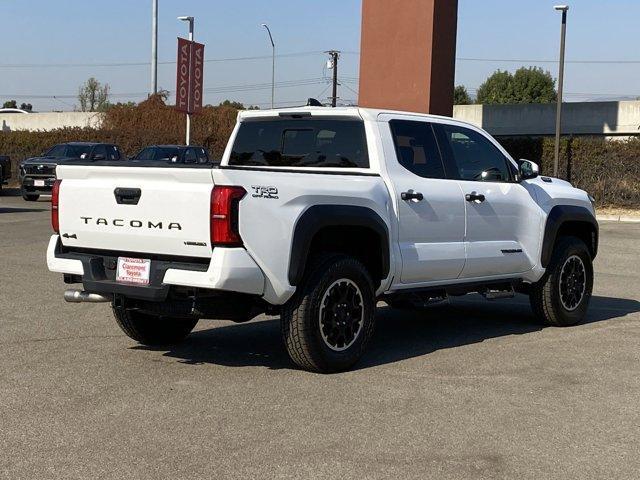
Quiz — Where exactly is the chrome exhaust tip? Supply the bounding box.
[64,289,111,303]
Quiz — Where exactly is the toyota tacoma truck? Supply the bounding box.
[47,106,598,373]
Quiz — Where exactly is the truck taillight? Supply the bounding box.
[51,179,61,233]
[210,185,246,247]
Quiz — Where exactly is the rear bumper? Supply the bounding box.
[46,235,265,300]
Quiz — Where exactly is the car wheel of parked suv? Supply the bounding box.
[22,193,40,201]
[281,253,376,373]
[530,236,593,327]
[112,305,199,345]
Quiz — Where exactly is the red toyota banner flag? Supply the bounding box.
[175,37,191,113]
[189,41,205,114]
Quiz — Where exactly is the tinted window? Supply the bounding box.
[196,147,209,164]
[155,147,180,161]
[91,145,107,160]
[107,146,120,160]
[439,125,511,182]
[135,147,155,160]
[389,120,445,179]
[184,148,197,163]
[65,145,93,159]
[46,144,67,157]
[229,119,369,168]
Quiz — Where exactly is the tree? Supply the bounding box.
[78,77,110,112]
[2,100,17,109]
[476,67,557,104]
[454,85,472,105]
[20,102,33,112]
[218,100,260,110]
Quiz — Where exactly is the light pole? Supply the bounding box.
[553,5,569,177]
[261,24,275,109]
[151,0,158,94]
[178,15,194,145]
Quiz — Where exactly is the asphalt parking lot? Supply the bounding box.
[1,190,639,480]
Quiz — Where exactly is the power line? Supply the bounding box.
[0,77,329,100]
[0,51,327,69]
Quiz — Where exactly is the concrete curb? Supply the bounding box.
[597,214,640,223]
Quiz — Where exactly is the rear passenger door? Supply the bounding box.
[434,122,539,278]
[380,116,466,284]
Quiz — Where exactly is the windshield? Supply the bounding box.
[46,144,93,159]
[154,147,181,160]
[134,147,181,161]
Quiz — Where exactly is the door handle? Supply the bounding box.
[401,190,424,201]
[465,192,485,203]
[114,187,142,205]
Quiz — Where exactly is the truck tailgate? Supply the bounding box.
[56,165,213,258]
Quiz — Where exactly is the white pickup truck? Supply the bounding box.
[47,106,598,373]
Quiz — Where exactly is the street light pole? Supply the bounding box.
[553,5,569,178]
[178,16,194,145]
[261,24,275,109]
[151,0,158,94]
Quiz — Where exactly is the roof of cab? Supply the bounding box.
[236,105,461,124]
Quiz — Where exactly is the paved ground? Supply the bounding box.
[1,189,639,480]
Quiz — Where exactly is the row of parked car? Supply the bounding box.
[15,142,214,201]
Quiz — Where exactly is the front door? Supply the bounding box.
[380,116,466,284]
[434,122,540,278]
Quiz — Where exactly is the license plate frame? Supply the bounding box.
[116,257,151,285]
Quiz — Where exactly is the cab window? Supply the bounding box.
[389,120,446,179]
[438,124,511,182]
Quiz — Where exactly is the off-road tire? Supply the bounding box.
[22,192,39,201]
[530,236,593,326]
[281,254,376,373]
[112,306,198,345]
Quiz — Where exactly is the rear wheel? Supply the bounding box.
[281,254,376,373]
[530,236,593,326]
[112,305,198,345]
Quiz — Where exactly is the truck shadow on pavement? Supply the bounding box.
[136,294,640,371]
[0,207,47,214]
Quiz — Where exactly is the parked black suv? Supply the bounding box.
[20,142,124,201]
[131,145,212,164]
[0,155,11,193]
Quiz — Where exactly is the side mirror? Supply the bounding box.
[518,159,539,180]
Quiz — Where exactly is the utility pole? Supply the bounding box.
[326,50,340,107]
[151,0,158,94]
[553,5,569,177]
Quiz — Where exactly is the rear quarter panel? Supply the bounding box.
[212,168,394,304]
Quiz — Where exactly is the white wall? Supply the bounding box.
[0,112,104,132]
[453,101,640,137]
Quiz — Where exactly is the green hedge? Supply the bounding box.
[497,136,640,208]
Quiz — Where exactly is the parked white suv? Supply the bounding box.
[47,106,598,372]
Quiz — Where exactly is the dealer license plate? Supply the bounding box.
[116,257,151,285]
[34,180,45,187]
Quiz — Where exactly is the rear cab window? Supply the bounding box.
[229,118,369,169]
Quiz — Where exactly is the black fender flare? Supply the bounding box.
[288,204,390,286]
[541,205,599,268]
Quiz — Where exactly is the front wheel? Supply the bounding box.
[112,306,198,345]
[530,236,593,326]
[22,191,39,201]
[281,254,376,373]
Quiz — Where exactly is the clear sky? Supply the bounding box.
[0,0,638,111]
